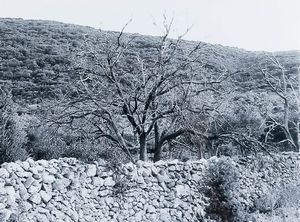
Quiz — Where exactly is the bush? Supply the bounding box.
[27,125,66,160]
[253,184,300,221]
[204,157,240,221]
[27,123,129,164]
[0,87,29,164]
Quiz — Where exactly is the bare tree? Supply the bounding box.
[259,55,300,152]
[46,20,230,162]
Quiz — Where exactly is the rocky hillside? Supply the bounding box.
[0,153,299,222]
[1,18,299,104]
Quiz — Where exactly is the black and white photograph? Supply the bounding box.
[0,0,299,221]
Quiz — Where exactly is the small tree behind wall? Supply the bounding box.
[259,55,300,152]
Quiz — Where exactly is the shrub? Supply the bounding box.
[253,184,300,221]
[27,125,66,160]
[204,157,240,221]
[0,87,29,164]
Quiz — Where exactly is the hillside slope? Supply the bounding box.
[2,18,299,104]
[0,19,300,103]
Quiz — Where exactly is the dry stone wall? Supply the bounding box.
[0,158,208,222]
[0,152,299,222]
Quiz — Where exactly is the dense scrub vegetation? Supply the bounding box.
[0,18,299,164]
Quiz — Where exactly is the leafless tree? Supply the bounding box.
[259,55,300,152]
[46,20,230,162]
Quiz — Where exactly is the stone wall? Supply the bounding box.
[0,158,209,222]
[0,153,299,222]
[228,153,300,221]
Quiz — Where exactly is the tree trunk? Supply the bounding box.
[296,120,300,152]
[153,122,161,162]
[139,132,147,161]
[153,141,163,162]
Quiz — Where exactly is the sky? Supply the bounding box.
[0,0,299,52]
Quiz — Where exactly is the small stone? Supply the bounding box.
[92,177,104,186]
[42,173,56,184]
[6,195,16,207]
[151,166,159,176]
[104,177,115,187]
[29,167,38,175]
[136,160,144,168]
[175,184,190,197]
[135,211,144,221]
[192,173,202,182]
[36,214,49,222]
[29,193,41,204]
[99,190,109,197]
[19,201,32,212]
[24,176,35,188]
[27,158,35,166]
[168,165,176,171]
[147,205,156,213]
[86,164,97,177]
[42,184,53,193]
[81,188,89,197]
[141,169,151,177]
[28,183,42,194]
[4,162,24,173]
[105,197,114,205]
[63,170,75,180]
[53,178,71,192]
[0,203,5,210]
[160,209,171,221]
[0,168,9,178]
[22,161,30,171]
[19,184,30,200]
[37,159,49,168]
[157,174,165,183]
[40,190,52,203]
[0,209,12,221]
[46,167,58,175]
[136,176,145,184]
[90,188,99,197]
[5,185,15,196]
[68,210,79,222]
[16,170,32,178]
[152,199,160,207]
[97,159,107,167]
